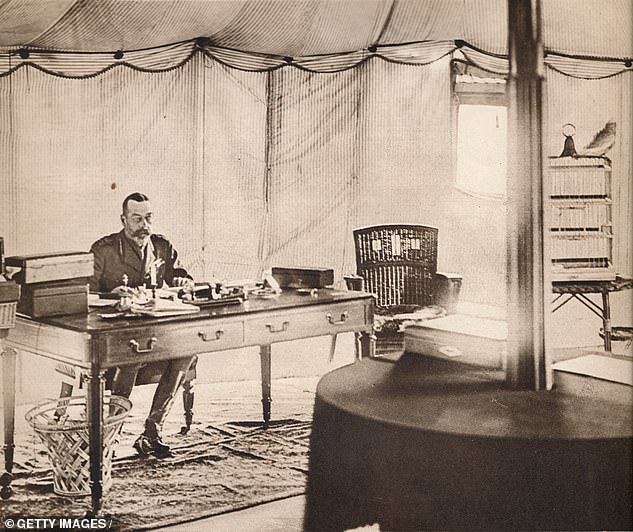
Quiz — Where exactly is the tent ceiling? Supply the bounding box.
[0,0,631,59]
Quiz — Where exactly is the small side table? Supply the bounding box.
[552,276,633,353]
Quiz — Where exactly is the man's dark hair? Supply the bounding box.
[122,192,150,214]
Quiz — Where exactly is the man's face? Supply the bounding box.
[121,200,152,244]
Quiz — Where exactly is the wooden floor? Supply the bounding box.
[154,494,306,531]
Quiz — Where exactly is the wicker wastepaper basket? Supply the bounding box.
[0,301,17,327]
[25,395,131,496]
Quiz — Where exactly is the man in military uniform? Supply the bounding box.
[89,192,194,457]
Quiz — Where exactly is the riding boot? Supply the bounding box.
[133,357,192,457]
[133,419,171,457]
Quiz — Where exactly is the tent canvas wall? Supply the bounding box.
[0,0,631,344]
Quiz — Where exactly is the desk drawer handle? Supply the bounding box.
[559,204,587,210]
[265,321,289,333]
[198,330,224,342]
[326,311,349,325]
[128,337,158,354]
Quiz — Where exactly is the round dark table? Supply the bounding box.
[304,353,633,531]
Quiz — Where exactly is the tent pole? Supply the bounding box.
[506,0,552,390]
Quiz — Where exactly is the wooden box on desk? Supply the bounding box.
[404,315,507,369]
[17,280,88,318]
[6,251,93,284]
[271,267,334,288]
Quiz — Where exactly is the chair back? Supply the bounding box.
[353,224,438,309]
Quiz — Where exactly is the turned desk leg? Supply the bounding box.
[601,291,612,353]
[1,344,17,500]
[329,334,337,363]
[359,330,376,360]
[86,367,105,516]
[260,345,272,428]
[181,378,195,435]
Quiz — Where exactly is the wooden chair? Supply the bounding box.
[346,224,462,354]
[56,358,197,434]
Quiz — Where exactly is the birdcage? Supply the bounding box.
[549,156,616,281]
[25,394,131,496]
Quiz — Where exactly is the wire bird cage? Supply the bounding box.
[353,224,438,312]
[25,395,131,496]
[549,156,615,281]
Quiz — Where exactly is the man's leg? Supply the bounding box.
[111,365,140,399]
[136,356,193,457]
[147,357,192,429]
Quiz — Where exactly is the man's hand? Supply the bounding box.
[173,277,194,290]
[111,285,135,296]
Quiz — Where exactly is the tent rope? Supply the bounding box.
[1,39,630,80]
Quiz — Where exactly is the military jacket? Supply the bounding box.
[89,230,190,292]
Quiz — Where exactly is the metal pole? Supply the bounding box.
[506,0,552,390]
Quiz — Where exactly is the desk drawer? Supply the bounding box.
[103,320,244,364]
[245,302,367,345]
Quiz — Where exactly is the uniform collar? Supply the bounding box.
[120,230,153,259]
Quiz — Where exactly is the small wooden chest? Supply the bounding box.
[6,251,94,284]
[17,280,88,318]
[404,315,507,369]
[0,280,20,328]
[0,280,20,303]
[272,267,334,289]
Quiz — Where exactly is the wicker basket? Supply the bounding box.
[0,301,17,328]
[25,395,132,496]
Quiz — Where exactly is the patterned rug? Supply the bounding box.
[1,378,317,531]
[4,419,310,530]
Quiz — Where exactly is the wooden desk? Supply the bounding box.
[1,289,375,514]
[552,276,633,353]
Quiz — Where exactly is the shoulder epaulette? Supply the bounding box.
[91,232,119,249]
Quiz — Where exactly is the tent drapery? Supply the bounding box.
[1,39,631,79]
[0,1,631,311]
[0,0,631,59]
